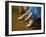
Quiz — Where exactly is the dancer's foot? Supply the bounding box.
[25,19,33,27]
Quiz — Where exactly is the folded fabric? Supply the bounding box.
[27,7,41,20]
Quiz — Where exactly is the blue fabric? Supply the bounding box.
[27,7,41,20]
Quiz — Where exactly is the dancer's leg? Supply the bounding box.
[24,12,32,21]
[18,10,29,19]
